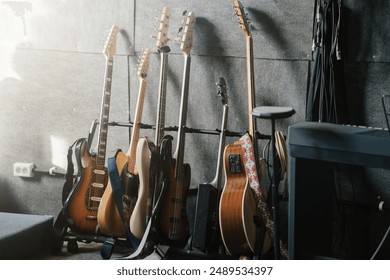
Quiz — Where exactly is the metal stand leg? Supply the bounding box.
[271,119,281,259]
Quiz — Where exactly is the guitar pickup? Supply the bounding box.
[229,154,242,174]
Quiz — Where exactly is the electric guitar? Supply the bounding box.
[219,1,272,256]
[64,25,119,234]
[129,7,172,241]
[193,78,228,252]
[157,11,196,247]
[97,48,151,238]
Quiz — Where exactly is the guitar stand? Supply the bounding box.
[252,106,295,260]
[252,215,267,260]
[50,210,130,257]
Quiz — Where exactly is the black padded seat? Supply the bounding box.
[0,212,53,259]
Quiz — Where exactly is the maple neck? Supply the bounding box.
[210,103,228,190]
[174,54,191,178]
[246,35,257,147]
[126,78,148,174]
[96,57,114,168]
[155,51,169,145]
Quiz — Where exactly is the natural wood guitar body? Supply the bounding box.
[157,138,190,247]
[129,137,154,239]
[219,142,257,255]
[97,151,138,237]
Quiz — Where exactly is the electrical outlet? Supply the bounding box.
[13,162,35,178]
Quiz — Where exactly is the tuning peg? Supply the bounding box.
[182,10,187,16]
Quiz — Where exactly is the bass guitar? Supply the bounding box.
[129,7,172,241]
[97,48,151,239]
[64,25,119,234]
[157,11,196,247]
[219,1,272,256]
[193,78,228,253]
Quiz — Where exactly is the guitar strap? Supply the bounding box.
[239,133,288,259]
[61,138,86,205]
[100,150,140,259]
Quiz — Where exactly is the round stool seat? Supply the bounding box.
[252,106,295,120]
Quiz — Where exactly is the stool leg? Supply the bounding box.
[271,119,281,259]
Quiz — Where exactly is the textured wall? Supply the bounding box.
[0,0,312,216]
[0,0,389,258]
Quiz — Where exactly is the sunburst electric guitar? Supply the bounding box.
[157,11,196,247]
[97,49,151,239]
[63,25,119,234]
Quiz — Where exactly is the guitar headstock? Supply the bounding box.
[233,0,251,37]
[217,77,228,106]
[178,11,196,56]
[137,48,151,79]
[155,7,171,51]
[103,25,120,59]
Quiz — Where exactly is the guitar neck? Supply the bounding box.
[126,78,147,174]
[96,57,114,168]
[210,104,228,190]
[155,51,169,146]
[174,54,191,178]
[246,35,258,149]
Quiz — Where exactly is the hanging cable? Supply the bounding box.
[306,0,347,124]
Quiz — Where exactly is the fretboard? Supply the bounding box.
[210,103,228,190]
[126,78,148,174]
[96,57,114,168]
[155,51,169,146]
[174,54,191,179]
[246,35,258,153]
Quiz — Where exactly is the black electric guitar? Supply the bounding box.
[157,11,196,247]
[97,49,151,238]
[64,25,119,234]
[193,78,228,252]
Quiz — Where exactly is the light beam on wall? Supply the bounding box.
[50,135,67,170]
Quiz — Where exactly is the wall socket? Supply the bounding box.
[13,162,35,178]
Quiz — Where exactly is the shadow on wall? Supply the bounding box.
[0,178,23,213]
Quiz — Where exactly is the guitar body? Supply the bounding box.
[64,139,108,234]
[219,142,258,255]
[129,137,157,239]
[156,138,190,247]
[97,150,139,237]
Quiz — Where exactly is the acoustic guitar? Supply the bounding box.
[63,25,119,234]
[97,48,151,238]
[129,7,172,241]
[156,11,196,247]
[219,1,272,256]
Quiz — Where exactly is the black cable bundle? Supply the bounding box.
[306,0,348,124]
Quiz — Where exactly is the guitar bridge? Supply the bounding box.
[229,154,242,174]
